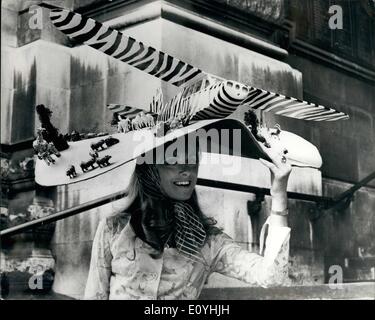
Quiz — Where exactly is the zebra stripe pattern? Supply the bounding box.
[107,104,140,117]
[184,81,348,122]
[154,79,349,122]
[50,9,204,87]
[191,81,252,121]
[240,87,349,121]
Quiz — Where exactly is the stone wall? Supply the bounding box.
[286,53,375,282]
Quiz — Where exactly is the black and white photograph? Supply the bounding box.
[1,0,374,303]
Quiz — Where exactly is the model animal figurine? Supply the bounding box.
[89,150,99,159]
[19,157,35,172]
[69,130,81,142]
[104,136,120,147]
[66,165,77,178]
[132,113,142,130]
[96,155,112,168]
[90,139,106,152]
[145,113,155,127]
[86,133,97,139]
[117,116,131,133]
[270,124,281,139]
[80,154,98,172]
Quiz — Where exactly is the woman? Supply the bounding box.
[84,135,291,300]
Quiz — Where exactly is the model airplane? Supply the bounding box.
[49,8,349,123]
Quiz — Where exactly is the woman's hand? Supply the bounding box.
[259,144,292,213]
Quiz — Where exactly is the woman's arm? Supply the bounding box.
[259,142,292,228]
[210,145,292,287]
[210,223,290,288]
[84,219,113,300]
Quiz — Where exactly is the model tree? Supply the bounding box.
[35,104,69,151]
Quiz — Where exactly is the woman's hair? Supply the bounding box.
[124,162,220,237]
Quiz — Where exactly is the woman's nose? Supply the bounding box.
[178,165,191,176]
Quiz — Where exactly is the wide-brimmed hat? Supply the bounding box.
[33,8,329,187]
[34,114,323,187]
[34,118,262,186]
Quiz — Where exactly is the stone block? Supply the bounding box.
[51,240,91,299]
[1,87,13,144]
[351,188,375,251]
[196,185,254,245]
[36,87,71,134]
[11,84,37,142]
[317,178,375,281]
[219,0,285,23]
[35,41,71,90]
[69,79,106,132]
[18,6,72,47]
[288,56,375,187]
[1,7,18,48]
[50,161,138,298]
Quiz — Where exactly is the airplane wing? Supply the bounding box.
[50,8,349,122]
[188,81,349,122]
[50,9,204,87]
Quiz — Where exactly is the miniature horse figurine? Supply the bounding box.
[91,139,106,152]
[104,136,119,147]
[66,165,77,178]
[89,150,99,159]
[80,153,98,172]
[96,155,112,167]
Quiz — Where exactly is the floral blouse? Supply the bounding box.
[84,213,290,300]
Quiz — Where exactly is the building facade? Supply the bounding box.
[1,0,374,299]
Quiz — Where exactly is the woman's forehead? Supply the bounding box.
[159,139,199,163]
[146,136,199,164]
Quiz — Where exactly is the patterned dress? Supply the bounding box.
[84,214,290,300]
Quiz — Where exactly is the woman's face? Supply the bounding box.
[156,145,199,201]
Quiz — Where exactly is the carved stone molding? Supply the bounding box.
[212,0,285,23]
[0,251,55,274]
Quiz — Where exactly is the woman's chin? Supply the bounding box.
[167,189,194,201]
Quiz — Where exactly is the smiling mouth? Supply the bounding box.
[173,181,191,187]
